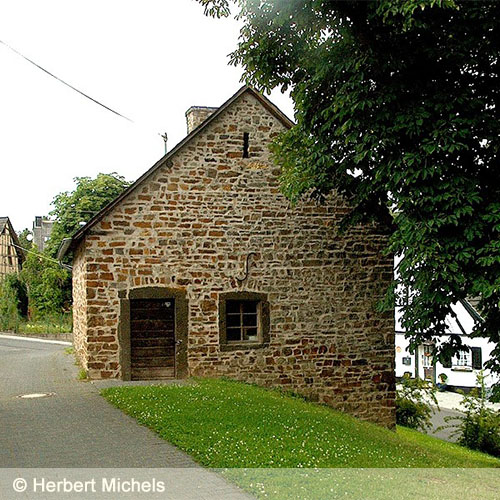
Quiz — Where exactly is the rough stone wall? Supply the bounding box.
[72,243,88,370]
[73,90,395,427]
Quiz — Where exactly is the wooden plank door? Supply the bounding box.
[130,298,175,380]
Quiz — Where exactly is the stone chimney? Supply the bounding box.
[185,106,218,134]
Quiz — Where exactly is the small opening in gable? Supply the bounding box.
[243,132,250,158]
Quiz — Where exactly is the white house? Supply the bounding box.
[395,300,500,390]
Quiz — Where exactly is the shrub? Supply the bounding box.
[0,274,23,331]
[443,372,500,457]
[17,313,72,334]
[20,252,71,317]
[3,273,28,317]
[437,373,448,392]
[396,374,438,430]
[488,382,500,404]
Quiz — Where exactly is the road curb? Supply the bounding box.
[0,333,72,346]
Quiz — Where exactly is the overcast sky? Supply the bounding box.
[0,0,294,233]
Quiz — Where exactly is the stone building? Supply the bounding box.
[0,217,24,278]
[59,87,395,427]
[33,216,54,252]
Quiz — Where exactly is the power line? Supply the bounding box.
[12,243,73,271]
[0,38,133,123]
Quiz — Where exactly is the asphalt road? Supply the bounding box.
[0,335,252,499]
[0,335,199,468]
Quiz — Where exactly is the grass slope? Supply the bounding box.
[101,378,499,468]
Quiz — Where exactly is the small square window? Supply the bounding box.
[219,292,270,350]
[226,299,259,342]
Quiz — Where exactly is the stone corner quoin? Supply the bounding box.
[70,88,395,428]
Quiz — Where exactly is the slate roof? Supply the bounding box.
[395,298,483,337]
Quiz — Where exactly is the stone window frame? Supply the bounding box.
[219,291,270,351]
[118,287,188,380]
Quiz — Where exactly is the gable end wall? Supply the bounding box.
[0,224,22,277]
[72,91,395,427]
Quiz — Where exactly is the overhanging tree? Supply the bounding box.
[199,0,500,377]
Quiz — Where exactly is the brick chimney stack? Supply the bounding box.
[185,106,218,134]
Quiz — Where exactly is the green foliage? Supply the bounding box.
[16,228,33,253]
[1,273,28,317]
[0,261,72,331]
[489,384,500,404]
[46,172,130,258]
[20,251,71,317]
[437,372,449,392]
[13,173,130,317]
[102,378,499,467]
[17,314,72,335]
[198,0,500,379]
[197,0,231,18]
[396,374,438,430]
[442,372,500,457]
[0,275,22,331]
[0,273,29,331]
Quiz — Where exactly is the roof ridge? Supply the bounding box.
[0,217,25,262]
[59,86,294,259]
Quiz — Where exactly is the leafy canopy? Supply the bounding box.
[46,172,130,257]
[199,1,500,375]
[16,228,33,252]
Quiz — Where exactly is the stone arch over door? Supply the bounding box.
[118,287,188,380]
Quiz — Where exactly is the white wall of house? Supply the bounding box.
[395,302,500,389]
[395,332,416,378]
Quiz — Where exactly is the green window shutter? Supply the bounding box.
[471,347,482,370]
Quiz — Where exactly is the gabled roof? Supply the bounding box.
[0,216,25,263]
[395,298,483,337]
[58,86,294,260]
[0,217,8,233]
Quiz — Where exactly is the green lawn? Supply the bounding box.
[101,378,500,468]
[17,320,72,335]
[5,314,73,335]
